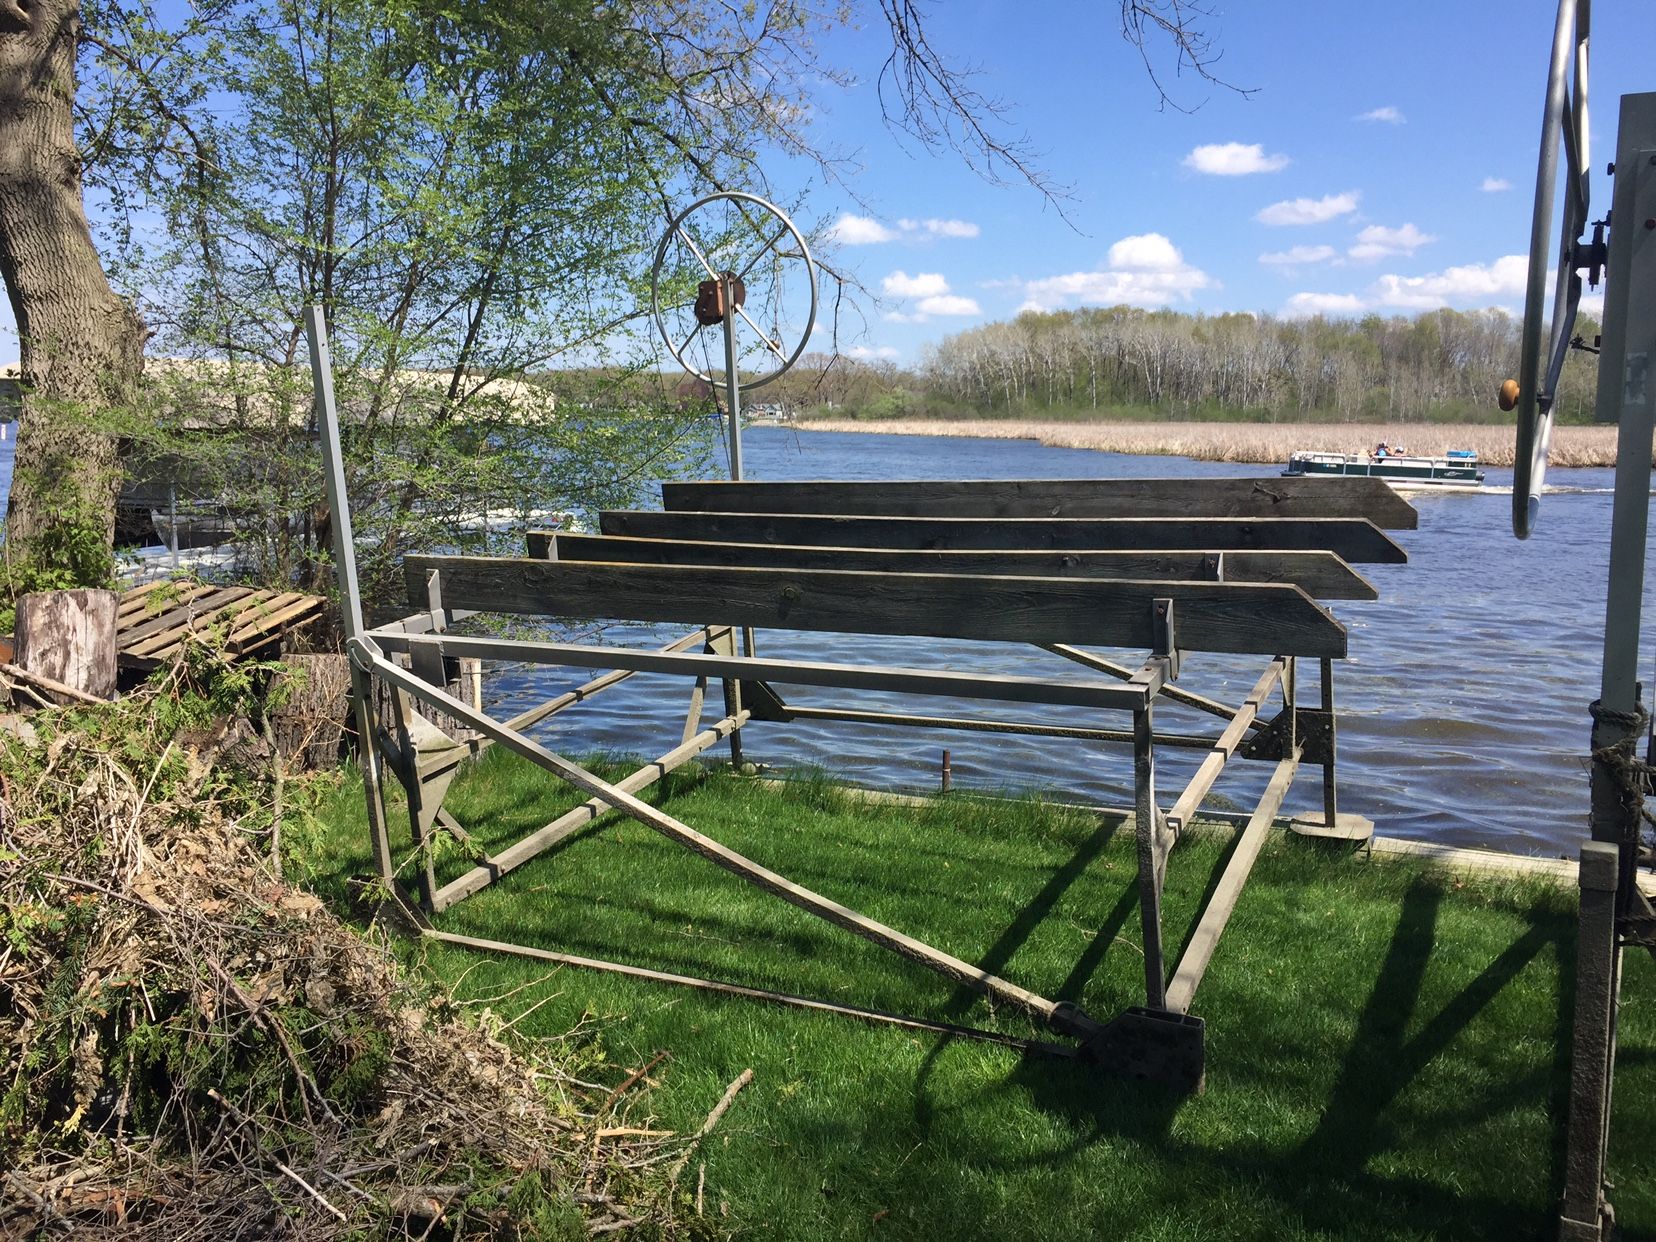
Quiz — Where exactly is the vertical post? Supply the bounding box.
[1134,702,1166,1009]
[305,305,395,893]
[718,272,758,733]
[1561,94,1656,1242]
[1558,842,1621,1242]
[720,272,743,483]
[1320,656,1338,826]
[1591,95,1656,882]
[168,482,179,570]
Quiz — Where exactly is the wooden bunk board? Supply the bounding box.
[596,510,1407,563]
[527,532,1378,600]
[404,554,1348,658]
[660,475,1420,529]
[117,580,325,669]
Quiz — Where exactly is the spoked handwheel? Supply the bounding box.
[1506,0,1593,539]
[650,192,818,393]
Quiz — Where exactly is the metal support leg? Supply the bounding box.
[716,626,746,770]
[1133,703,1166,1008]
[1559,842,1621,1242]
[1320,656,1338,825]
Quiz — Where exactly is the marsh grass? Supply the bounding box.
[306,751,1656,1240]
[796,418,1626,468]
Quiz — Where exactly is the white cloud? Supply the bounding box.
[922,218,980,238]
[830,214,898,245]
[916,293,981,316]
[1018,233,1214,311]
[1371,254,1529,309]
[1260,244,1337,267]
[1284,292,1367,318]
[1357,106,1405,124]
[846,344,900,360]
[1256,191,1361,226]
[1107,233,1186,271]
[830,214,979,246]
[1481,176,1513,192]
[1182,142,1290,176]
[1348,223,1436,262]
[881,310,927,324]
[882,270,950,298]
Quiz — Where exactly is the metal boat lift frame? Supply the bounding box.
[306,300,1415,1088]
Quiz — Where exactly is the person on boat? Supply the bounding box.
[1373,442,1390,459]
[1391,443,1407,456]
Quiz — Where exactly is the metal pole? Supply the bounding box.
[305,305,395,891]
[1590,95,1656,857]
[1558,843,1621,1242]
[718,271,758,759]
[1559,92,1656,1242]
[168,483,179,570]
[720,272,743,482]
[1133,703,1166,1009]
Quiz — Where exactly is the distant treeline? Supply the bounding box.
[775,306,1602,425]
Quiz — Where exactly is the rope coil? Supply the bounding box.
[1588,698,1656,847]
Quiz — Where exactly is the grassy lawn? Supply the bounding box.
[300,749,1656,1240]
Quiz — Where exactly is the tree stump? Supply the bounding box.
[14,589,118,701]
[270,653,352,771]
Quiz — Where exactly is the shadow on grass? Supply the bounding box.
[901,872,1580,1238]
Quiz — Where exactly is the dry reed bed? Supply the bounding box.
[800,419,1628,468]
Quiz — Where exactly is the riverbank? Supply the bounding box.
[796,419,1625,468]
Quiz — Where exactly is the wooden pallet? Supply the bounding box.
[116,580,325,668]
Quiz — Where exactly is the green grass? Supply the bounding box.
[302,749,1656,1241]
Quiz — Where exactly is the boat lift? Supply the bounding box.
[1506,3,1655,1236]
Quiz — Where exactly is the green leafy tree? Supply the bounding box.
[1,0,1238,601]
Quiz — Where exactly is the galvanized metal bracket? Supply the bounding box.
[1241,707,1334,766]
[740,679,792,722]
[1082,1006,1205,1095]
[1151,597,1181,681]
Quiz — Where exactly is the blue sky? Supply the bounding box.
[781,0,1645,365]
[1,2,1644,367]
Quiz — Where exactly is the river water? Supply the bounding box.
[3,426,1648,855]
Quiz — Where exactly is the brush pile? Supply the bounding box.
[0,663,684,1239]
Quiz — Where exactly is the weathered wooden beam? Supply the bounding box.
[402,555,1349,658]
[661,476,1420,530]
[599,510,1406,564]
[1163,751,1300,1015]
[368,629,1156,711]
[534,532,1377,601]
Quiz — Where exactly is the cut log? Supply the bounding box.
[270,653,352,771]
[14,589,118,701]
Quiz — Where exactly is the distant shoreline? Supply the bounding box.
[793,419,1626,469]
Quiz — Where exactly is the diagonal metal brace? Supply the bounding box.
[349,634,1102,1042]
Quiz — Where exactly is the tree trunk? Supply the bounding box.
[0,0,144,577]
